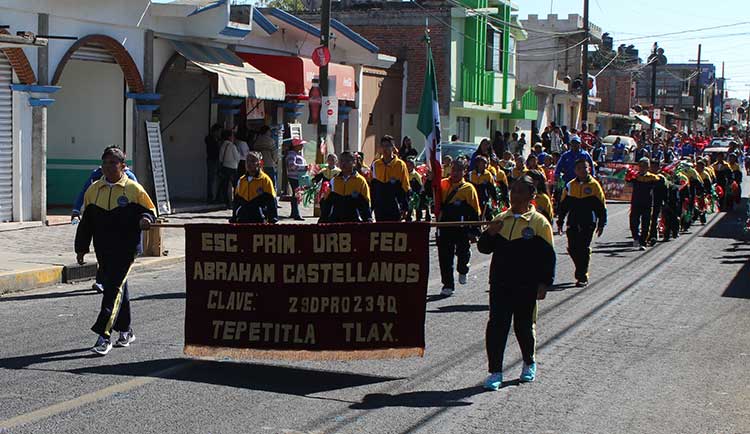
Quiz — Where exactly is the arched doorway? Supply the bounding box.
[47,35,143,207]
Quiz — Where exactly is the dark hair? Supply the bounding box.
[102,146,126,163]
[259,125,270,135]
[513,175,537,196]
[220,129,233,141]
[210,123,222,133]
[574,158,589,168]
[451,134,459,141]
[340,151,355,161]
[381,135,395,146]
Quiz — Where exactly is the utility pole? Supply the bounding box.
[649,43,658,137]
[692,44,701,133]
[580,0,589,130]
[317,0,331,166]
[719,62,725,130]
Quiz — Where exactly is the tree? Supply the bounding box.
[257,0,307,13]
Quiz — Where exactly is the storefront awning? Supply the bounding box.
[635,114,670,132]
[169,40,285,100]
[237,52,356,101]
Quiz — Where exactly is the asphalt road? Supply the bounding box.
[1,201,749,434]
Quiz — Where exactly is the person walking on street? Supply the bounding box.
[253,126,279,188]
[370,135,410,221]
[286,138,308,221]
[648,160,668,244]
[74,147,156,356]
[628,158,661,250]
[205,124,222,203]
[437,158,481,296]
[319,151,372,223]
[556,159,607,286]
[554,137,595,184]
[71,147,138,294]
[478,176,556,389]
[230,152,278,224]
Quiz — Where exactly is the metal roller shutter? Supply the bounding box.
[0,53,13,222]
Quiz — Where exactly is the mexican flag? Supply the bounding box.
[417,37,443,216]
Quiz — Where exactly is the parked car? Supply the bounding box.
[702,146,730,161]
[708,137,735,149]
[416,141,478,165]
[602,135,637,162]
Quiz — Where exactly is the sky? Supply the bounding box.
[520,0,750,99]
[156,0,750,99]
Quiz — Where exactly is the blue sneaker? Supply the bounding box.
[520,362,537,382]
[483,373,503,391]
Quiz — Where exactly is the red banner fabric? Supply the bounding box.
[184,223,430,361]
[598,162,637,202]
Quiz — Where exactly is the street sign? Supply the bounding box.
[312,45,331,68]
[320,96,338,125]
[653,108,661,121]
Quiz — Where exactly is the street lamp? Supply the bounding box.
[648,42,667,138]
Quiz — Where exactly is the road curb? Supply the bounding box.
[0,266,64,296]
[0,255,185,296]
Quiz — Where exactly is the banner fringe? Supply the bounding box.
[184,345,425,361]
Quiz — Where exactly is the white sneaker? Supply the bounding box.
[458,274,468,285]
[440,286,454,296]
[91,336,112,356]
[632,240,640,248]
[114,330,136,348]
[92,282,104,293]
[639,245,647,251]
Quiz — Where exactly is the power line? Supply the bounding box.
[617,21,750,42]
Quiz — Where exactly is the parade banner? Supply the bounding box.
[598,162,636,202]
[183,223,430,361]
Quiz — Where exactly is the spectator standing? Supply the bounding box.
[253,126,279,188]
[399,136,419,159]
[204,124,222,203]
[218,130,240,209]
[286,138,308,221]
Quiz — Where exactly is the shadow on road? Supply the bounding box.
[0,348,98,369]
[702,199,749,241]
[427,304,488,313]
[0,288,96,302]
[131,292,186,301]
[722,261,750,299]
[64,358,403,396]
[349,385,485,409]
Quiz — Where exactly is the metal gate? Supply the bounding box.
[0,53,13,222]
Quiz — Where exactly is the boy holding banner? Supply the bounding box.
[231,152,278,224]
[437,159,481,296]
[319,151,372,223]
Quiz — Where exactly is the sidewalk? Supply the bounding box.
[0,200,315,295]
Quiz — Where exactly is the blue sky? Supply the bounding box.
[155,0,750,99]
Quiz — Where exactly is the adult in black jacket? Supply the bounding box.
[648,161,668,244]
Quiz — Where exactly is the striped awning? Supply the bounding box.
[169,39,285,100]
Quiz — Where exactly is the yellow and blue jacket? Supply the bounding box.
[477,207,556,287]
[557,176,607,229]
[439,178,481,223]
[468,169,498,207]
[321,172,372,222]
[74,175,156,256]
[232,171,277,223]
[533,192,554,223]
[370,157,410,214]
[628,171,662,207]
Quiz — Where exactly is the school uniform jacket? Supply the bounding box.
[321,172,372,222]
[628,172,662,207]
[409,171,423,195]
[75,175,156,257]
[370,157,410,214]
[468,169,498,207]
[439,178,481,223]
[477,208,556,287]
[557,176,607,230]
[232,171,278,223]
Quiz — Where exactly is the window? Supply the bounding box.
[556,104,564,125]
[486,25,502,72]
[507,37,516,75]
[457,117,471,142]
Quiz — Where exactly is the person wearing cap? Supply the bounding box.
[468,155,499,220]
[557,159,606,286]
[370,135,411,221]
[478,175,556,389]
[230,152,278,224]
[628,157,661,250]
[286,138,309,220]
[75,147,156,356]
[319,151,372,223]
[554,136,595,184]
[437,158,481,296]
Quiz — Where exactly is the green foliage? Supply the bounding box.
[258,0,307,13]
